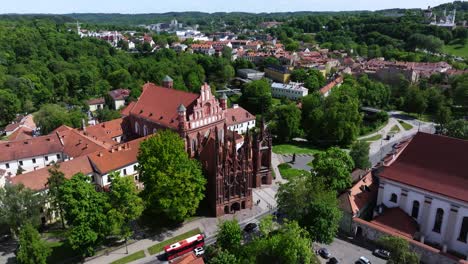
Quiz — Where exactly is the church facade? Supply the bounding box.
[121,78,272,216]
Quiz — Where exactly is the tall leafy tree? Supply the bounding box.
[240,79,273,114]
[108,172,144,253]
[209,250,239,264]
[46,164,66,229]
[311,147,354,192]
[349,141,371,170]
[216,219,242,253]
[378,236,420,264]
[16,223,51,264]
[0,184,43,236]
[270,103,302,143]
[138,130,206,222]
[0,89,21,127]
[276,176,341,244]
[34,104,87,134]
[445,119,468,140]
[242,220,315,264]
[59,173,111,257]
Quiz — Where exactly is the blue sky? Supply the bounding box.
[0,0,450,14]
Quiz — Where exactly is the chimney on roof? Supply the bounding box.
[98,152,103,157]
[162,75,174,89]
[118,145,122,151]
[78,139,82,144]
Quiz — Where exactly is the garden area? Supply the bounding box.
[399,120,413,131]
[277,163,311,180]
[272,143,323,155]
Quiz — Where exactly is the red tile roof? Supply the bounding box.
[172,253,205,264]
[0,135,63,161]
[225,106,255,126]
[7,126,34,141]
[57,129,111,158]
[121,101,136,116]
[319,76,343,95]
[87,98,105,105]
[10,156,93,191]
[380,133,468,203]
[371,207,418,239]
[127,83,199,129]
[88,137,146,175]
[109,89,130,101]
[84,118,124,145]
[339,171,377,215]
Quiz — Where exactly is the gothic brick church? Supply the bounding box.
[121,77,272,216]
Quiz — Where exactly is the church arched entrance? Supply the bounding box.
[231,202,240,212]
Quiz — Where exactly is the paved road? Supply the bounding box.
[315,237,387,264]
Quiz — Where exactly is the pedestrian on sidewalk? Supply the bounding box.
[292,153,296,164]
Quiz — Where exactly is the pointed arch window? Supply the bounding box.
[411,201,420,219]
[433,208,444,233]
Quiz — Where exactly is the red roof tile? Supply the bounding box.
[380,133,468,203]
[57,129,111,158]
[84,119,124,145]
[128,83,199,129]
[87,97,105,105]
[225,106,255,126]
[109,89,130,101]
[7,126,34,141]
[10,156,93,191]
[371,207,418,239]
[172,253,205,264]
[320,76,343,95]
[121,101,136,116]
[88,137,146,174]
[0,135,63,161]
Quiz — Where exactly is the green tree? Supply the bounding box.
[221,46,233,60]
[349,141,371,169]
[243,221,315,264]
[435,106,452,129]
[107,69,131,88]
[216,219,242,253]
[407,33,443,53]
[108,172,144,254]
[276,176,341,244]
[138,130,206,222]
[34,104,86,134]
[209,250,239,264]
[46,164,66,229]
[240,79,273,114]
[16,223,51,264]
[404,87,427,116]
[0,89,21,126]
[0,184,43,236]
[270,103,301,142]
[291,69,308,82]
[95,107,121,122]
[445,119,468,140]
[378,236,419,264]
[60,173,111,257]
[311,147,354,192]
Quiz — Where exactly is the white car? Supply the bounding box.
[358,256,371,264]
[194,247,205,257]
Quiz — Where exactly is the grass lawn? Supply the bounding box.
[443,41,468,58]
[272,144,322,155]
[147,228,201,255]
[399,120,413,131]
[390,125,400,133]
[361,134,382,142]
[111,250,146,264]
[46,241,79,264]
[277,163,310,180]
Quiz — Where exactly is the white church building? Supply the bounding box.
[376,132,468,258]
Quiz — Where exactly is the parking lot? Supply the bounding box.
[315,237,387,264]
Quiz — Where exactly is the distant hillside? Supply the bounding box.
[432,1,468,12]
[66,11,369,26]
[0,14,74,23]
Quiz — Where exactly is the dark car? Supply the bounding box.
[318,248,331,259]
[327,257,339,264]
[243,223,257,232]
[373,249,390,259]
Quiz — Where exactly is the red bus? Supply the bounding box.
[164,233,205,260]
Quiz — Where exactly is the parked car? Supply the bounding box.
[318,248,331,259]
[373,249,390,259]
[243,223,257,233]
[327,257,339,264]
[357,256,371,264]
[194,247,205,257]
